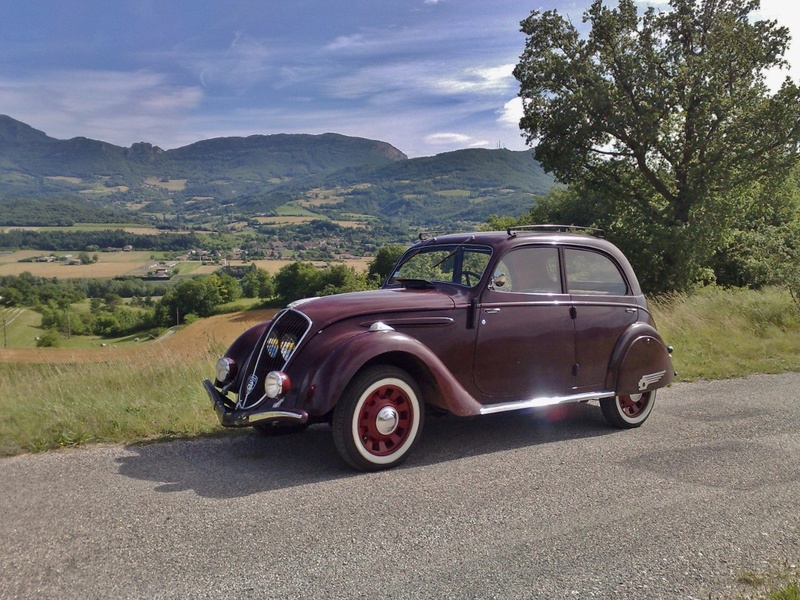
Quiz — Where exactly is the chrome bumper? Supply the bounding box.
[203,379,308,428]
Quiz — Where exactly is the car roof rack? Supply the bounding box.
[507,224,605,239]
[417,231,447,241]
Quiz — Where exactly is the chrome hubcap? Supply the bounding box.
[375,406,399,435]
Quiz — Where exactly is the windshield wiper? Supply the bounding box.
[430,235,476,270]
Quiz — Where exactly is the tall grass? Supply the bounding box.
[651,286,800,380]
[0,339,226,456]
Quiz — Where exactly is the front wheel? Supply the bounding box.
[600,391,656,428]
[332,366,424,471]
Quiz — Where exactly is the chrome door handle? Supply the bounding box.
[484,308,501,314]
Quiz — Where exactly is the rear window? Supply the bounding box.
[564,248,628,295]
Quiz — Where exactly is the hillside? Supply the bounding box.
[0,115,554,228]
[0,308,276,365]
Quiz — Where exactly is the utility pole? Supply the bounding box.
[2,315,6,349]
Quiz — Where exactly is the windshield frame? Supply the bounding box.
[385,243,494,289]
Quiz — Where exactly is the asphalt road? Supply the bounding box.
[1,374,798,599]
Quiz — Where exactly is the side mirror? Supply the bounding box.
[492,272,507,288]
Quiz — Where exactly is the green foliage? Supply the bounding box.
[515,0,800,292]
[155,278,224,324]
[0,228,212,252]
[710,166,800,301]
[0,272,85,306]
[367,245,406,283]
[274,261,376,304]
[0,196,135,227]
[274,262,323,304]
[36,328,60,347]
[240,266,275,299]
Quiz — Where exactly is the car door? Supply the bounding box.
[472,245,576,399]
[564,247,638,392]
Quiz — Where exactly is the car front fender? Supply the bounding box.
[298,328,483,418]
[606,322,675,395]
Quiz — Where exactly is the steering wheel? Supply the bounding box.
[462,270,482,286]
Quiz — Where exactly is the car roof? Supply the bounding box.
[411,228,641,295]
[414,228,619,254]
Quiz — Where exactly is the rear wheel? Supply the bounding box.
[600,391,656,428]
[332,366,424,471]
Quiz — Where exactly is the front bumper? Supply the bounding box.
[203,379,308,428]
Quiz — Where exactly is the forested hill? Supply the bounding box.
[0,115,406,190]
[0,115,554,227]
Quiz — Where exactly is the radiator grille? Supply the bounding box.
[236,308,312,409]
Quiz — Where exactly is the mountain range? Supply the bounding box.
[0,114,554,227]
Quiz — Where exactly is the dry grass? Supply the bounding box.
[651,286,800,381]
[0,308,277,455]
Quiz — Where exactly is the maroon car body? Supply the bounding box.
[204,227,674,470]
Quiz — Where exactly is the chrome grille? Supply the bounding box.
[236,308,312,410]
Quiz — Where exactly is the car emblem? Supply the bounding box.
[245,374,259,396]
[638,370,666,391]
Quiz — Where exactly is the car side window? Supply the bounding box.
[493,246,562,294]
[564,248,628,295]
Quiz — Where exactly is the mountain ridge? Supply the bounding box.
[0,115,553,227]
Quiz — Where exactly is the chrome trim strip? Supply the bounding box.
[248,410,308,423]
[479,390,615,415]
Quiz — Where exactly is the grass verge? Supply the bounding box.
[651,286,800,380]
[0,339,225,456]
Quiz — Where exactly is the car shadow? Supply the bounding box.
[116,402,614,499]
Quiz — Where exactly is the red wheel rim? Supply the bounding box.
[618,393,649,418]
[357,384,414,456]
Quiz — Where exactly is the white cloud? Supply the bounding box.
[434,63,516,94]
[424,132,490,150]
[425,132,473,145]
[497,97,523,127]
[0,70,203,147]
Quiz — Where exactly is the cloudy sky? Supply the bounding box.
[0,0,796,158]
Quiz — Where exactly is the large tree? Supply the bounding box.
[515,0,800,291]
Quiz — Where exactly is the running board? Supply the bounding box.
[479,390,615,415]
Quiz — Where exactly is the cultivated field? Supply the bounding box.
[0,250,159,278]
[0,251,370,279]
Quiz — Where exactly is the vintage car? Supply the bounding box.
[204,226,674,471]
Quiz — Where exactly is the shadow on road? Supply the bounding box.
[117,402,614,498]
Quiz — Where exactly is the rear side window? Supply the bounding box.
[565,248,628,295]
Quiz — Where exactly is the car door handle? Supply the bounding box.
[625,308,637,314]
[484,308,501,314]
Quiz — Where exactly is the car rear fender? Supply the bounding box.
[302,329,483,417]
[606,323,675,395]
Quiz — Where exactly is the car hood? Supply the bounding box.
[289,287,456,329]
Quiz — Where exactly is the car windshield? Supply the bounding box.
[389,243,492,288]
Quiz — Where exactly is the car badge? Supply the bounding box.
[638,370,666,391]
[245,374,259,396]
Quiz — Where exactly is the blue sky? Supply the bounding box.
[0,0,796,158]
